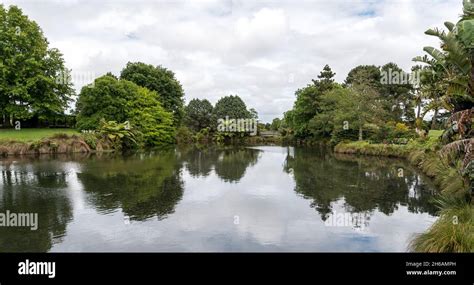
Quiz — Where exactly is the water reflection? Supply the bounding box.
[284,148,438,223]
[0,147,438,252]
[181,147,261,182]
[0,158,73,252]
[77,152,184,221]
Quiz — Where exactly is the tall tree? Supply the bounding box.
[290,64,337,138]
[457,0,474,100]
[120,62,185,125]
[345,65,381,88]
[249,108,258,120]
[212,95,252,121]
[333,69,385,141]
[313,64,336,89]
[271,118,281,131]
[379,63,416,123]
[0,5,73,126]
[184,98,213,132]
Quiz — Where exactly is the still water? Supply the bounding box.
[0,146,438,252]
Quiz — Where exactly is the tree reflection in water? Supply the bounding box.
[0,159,73,252]
[283,147,438,226]
[78,151,184,221]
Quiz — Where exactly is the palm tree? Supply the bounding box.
[414,0,474,197]
[458,0,474,97]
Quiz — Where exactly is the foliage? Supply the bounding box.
[120,62,185,125]
[212,95,252,121]
[413,1,474,204]
[175,126,193,144]
[270,118,281,131]
[96,119,137,150]
[0,5,74,125]
[413,0,474,112]
[125,86,175,146]
[184,98,213,132]
[76,75,175,147]
[379,63,416,122]
[287,65,337,139]
[314,71,386,143]
[367,122,417,143]
[410,197,473,252]
[211,95,253,134]
[345,65,381,87]
[80,132,98,150]
[249,108,258,120]
[287,63,418,144]
[194,127,212,144]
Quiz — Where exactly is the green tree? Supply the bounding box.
[290,64,337,138]
[325,69,386,141]
[308,84,343,139]
[345,65,381,87]
[413,2,474,113]
[313,64,336,92]
[249,108,258,120]
[348,69,386,140]
[0,5,74,126]
[212,95,252,123]
[271,118,281,131]
[184,98,213,132]
[379,63,416,123]
[76,75,174,146]
[120,62,185,125]
[460,1,474,99]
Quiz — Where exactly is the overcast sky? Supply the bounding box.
[3,0,463,122]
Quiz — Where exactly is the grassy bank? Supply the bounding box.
[0,129,115,156]
[334,137,473,252]
[0,128,78,142]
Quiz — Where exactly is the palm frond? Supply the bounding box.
[424,47,447,63]
[444,21,456,32]
[447,108,474,124]
[439,138,473,168]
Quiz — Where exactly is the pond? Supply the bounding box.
[0,146,439,252]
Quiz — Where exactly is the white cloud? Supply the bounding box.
[2,0,463,122]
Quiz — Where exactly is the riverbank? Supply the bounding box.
[334,139,473,252]
[0,131,116,156]
[0,134,91,156]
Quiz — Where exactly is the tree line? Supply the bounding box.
[274,2,473,155]
[1,2,472,155]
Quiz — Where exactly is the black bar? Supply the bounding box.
[0,253,472,282]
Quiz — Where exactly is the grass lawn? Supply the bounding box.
[428,129,443,139]
[0,128,78,142]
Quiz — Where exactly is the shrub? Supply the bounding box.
[97,119,137,150]
[410,197,473,252]
[175,126,193,144]
[194,128,212,144]
[76,75,175,146]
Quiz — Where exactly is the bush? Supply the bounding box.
[330,128,359,145]
[97,119,138,150]
[395,122,409,132]
[176,126,193,144]
[76,75,175,146]
[194,128,212,144]
[370,121,417,143]
[81,133,98,150]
